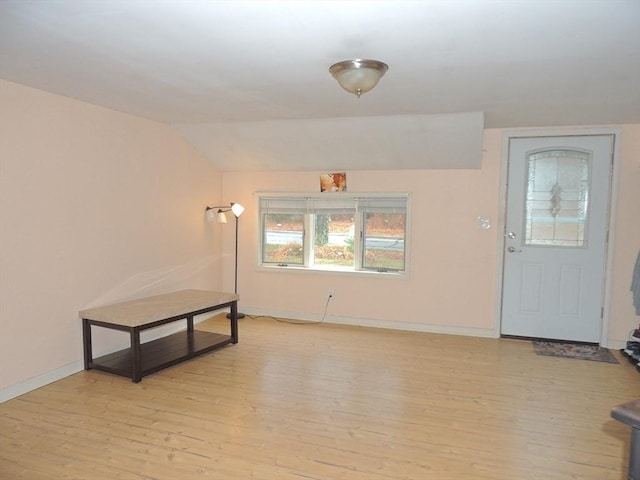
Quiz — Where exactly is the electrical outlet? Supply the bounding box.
[328,289,334,298]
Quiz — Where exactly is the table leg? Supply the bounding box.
[230,302,238,344]
[82,319,93,370]
[187,315,194,333]
[131,328,142,383]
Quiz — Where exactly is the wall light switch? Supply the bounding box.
[477,216,491,230]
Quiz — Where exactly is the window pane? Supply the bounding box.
[524,150,590,247]
[262,213,304,264]
[258,193,409,273]
[313,213,354,267]
[363,213,405,271]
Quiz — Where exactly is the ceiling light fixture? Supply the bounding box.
[329,59,389,98]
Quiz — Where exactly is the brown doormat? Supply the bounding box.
[532,341,619,363]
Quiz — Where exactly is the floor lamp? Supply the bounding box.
[206,202,245,319]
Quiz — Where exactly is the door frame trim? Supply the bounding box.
[493,127,622,346]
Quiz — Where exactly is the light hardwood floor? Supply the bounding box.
[1,314,638,480]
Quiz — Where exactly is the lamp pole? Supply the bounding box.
[205,203,245,319]
[231,211,245,319]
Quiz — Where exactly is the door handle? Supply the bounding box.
[507,246,522,253]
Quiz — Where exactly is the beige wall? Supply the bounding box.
[0,80,224,392]
[222,126,640,345]
[222,130,504,335]
[608,125,640,340]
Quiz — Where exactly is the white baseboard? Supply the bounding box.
[243,308,633,346]
[0,361,84,403]
[242,307,497,338]
[0,313,218,403]
[604,340,627,350]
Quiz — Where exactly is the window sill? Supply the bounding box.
[257,264,407,279]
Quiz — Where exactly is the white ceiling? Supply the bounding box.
[1,0,638,171]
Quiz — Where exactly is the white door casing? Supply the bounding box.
[500,135,614,343]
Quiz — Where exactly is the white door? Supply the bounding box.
[501,135,613,343]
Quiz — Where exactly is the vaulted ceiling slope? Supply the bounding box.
[1,1,638,171]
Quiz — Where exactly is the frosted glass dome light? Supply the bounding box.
[329,59,388,97]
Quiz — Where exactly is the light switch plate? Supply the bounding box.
[477,216,491,230]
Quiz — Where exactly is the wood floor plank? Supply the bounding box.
[1,314,638,479]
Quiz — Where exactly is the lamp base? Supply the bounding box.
[227,312,245,320]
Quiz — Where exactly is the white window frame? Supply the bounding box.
[257,192,410,277]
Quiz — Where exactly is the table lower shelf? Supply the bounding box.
[88,330,233,380]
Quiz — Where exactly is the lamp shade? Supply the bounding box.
[329,59,388,97]
[205,202,243,223]
[231,203,245,217]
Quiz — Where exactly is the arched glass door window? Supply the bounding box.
[524,149,591,247]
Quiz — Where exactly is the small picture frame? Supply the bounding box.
[320,172,347,192]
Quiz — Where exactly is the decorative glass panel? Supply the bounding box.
[524,149,590,247]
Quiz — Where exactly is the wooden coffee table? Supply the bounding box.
[80,289,239,382]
